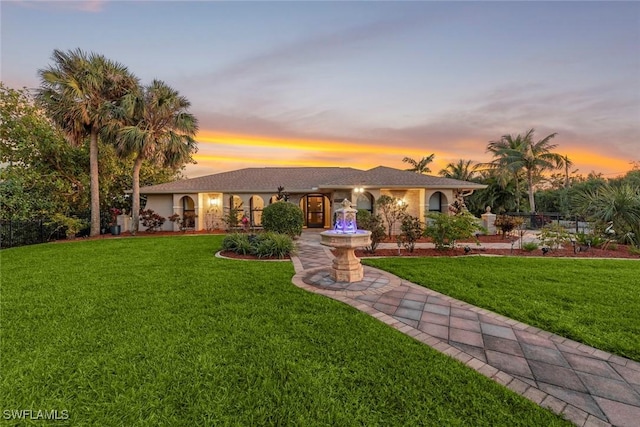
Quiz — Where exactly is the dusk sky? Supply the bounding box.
[2,1,639,178]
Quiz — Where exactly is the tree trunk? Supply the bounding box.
[89,130,100,237]
[131,155,144,235]
[527,169,536,213]
[514,175,520,212]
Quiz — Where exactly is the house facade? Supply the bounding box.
[134,166,486,233]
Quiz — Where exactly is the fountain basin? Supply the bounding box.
[320,230,371,283]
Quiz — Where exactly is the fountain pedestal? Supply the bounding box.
[319,199,371,283]
[320,231,372,282]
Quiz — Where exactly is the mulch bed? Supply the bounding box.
[355,246,640,259]
[380,234,518,244]
[218,250,291,261]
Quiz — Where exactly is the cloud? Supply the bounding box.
[12,0,107,13]
[203,15,423,85]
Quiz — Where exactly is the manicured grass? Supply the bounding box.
[363,256,640,362]
[0,236,569,426]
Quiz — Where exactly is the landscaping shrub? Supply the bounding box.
[223,206,243,230]
[139,209,165,232]
[222,232,252,255]
[253,232,294,259]
[399,214,423,253]
[575,231,604,248]
[522,242,539,252]
[222,232,294,258]
[46,213,88,239]
[356,209,386,253]
[494,215,524,238]
[424,212,483,250]
[538,223,571,250]
[262,202,304,237]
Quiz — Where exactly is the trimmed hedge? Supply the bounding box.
[262,202,304,237]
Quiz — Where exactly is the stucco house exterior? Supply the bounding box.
[134,165,486,233]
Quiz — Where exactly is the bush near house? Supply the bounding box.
[375,195,407,239]
[139,209,165,232]
[356,209,386,253]
[399,214,423,253]
[262,202,304,237]
[424,212,483,250]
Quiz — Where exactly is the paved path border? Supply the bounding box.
[291,230,640,427]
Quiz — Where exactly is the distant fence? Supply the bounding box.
[503,213,590,232]
[0,219,69,249]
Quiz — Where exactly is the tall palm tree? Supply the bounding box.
[487,128,563,213]
[438,159,480,181]
[402,154,435,174]
[560,154,574,188]
[37,49,139,236]
[113,80,198,234]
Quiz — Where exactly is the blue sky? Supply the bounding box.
[2,0,639,178]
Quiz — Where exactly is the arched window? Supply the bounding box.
[180,196,196,228]
[250,195,264,226]
[356,192,373,213]
[429,191,448,213]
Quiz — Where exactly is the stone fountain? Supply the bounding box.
[320,199,372,282]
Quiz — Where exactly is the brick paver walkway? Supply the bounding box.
[291,230,640,427]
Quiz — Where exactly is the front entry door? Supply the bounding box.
[306,195,325,228]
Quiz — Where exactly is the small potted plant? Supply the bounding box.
[109,207,122,235]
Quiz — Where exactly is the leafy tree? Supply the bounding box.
[375,195,408,239]
[37,49,139,236]
[402,154,435,174]
[1,83,89,221]
[487,128,563,213]
[1,83,184,229]
[109,80,198,234]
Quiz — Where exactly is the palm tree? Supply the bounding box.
[439,159,480,181]
[37,49,139,236]
[112,80,198,234]
[402,154,435,174]
[560,154,574,188]
[487,128,563,213]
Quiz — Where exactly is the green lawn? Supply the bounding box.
[363,256,640,362]
[0,236,569,426]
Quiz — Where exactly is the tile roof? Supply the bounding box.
[324,166,487,189]
[138,166,486,194]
